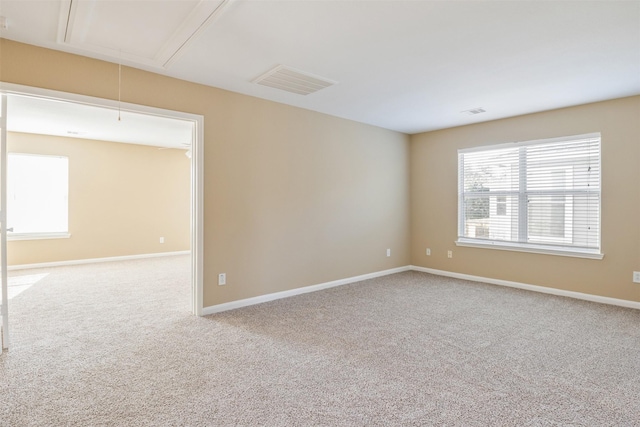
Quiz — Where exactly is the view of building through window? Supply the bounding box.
[458,134,600,253]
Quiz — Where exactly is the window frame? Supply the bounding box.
[456,133,603,260]
[7,152,71,241]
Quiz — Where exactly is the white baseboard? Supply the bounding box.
[8,251,191,271]
[410,265,640,310]
[202,266,411,315]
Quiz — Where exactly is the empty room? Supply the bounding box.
[1,1,639,425]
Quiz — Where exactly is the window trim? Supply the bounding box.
[455,238,603,260]
[457,132,602,259]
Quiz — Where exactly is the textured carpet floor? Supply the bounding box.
[1,256,640,426]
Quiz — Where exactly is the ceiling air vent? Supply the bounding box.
[253,65,336,95]
[462,107,486,115]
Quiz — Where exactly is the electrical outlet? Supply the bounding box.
[447,250,453,258]
[218,273,226,286]
[633,271,640,283]
[386,248,391,257]
[159,237,165,244]
[426,248,431,256]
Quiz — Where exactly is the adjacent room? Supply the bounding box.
[6,95,192,267]
[0,0,639,425]
[2,95,194,381]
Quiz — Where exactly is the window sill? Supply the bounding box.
[455,239,604,260]
[8,232,71,241]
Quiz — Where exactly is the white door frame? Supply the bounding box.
[1,93,9,351]
[0,82,205,317]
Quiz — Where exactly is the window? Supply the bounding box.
[457,133,601,258]
[496,196,507,216]
[7,153,69,239]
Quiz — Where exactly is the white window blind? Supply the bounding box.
[457,133,601,257]
[8,153,69,235]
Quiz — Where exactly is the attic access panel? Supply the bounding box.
[57,0,232,68]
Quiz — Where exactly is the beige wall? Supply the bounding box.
[0,40,411,307]
[411,96,640,302]
[7,132,191,265]
[5,39,635,307]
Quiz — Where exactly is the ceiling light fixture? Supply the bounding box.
[462,107,486,115]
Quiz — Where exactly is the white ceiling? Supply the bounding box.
[7,95,193,149]
[1,0,639,135]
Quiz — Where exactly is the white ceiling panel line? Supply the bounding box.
[56,0,234,69]
[161,0,237,68]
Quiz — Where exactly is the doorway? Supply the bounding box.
[0,83,204,350]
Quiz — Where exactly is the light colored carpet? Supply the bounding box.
[1,255,640,426]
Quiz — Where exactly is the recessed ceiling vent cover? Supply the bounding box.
[253,65,337,95]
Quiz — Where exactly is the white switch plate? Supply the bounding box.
[447,250,453,258]
[386,248,391,257]
[218,273,226,286]
[159,237,164,244]
[426,248,431,256]
[633,271,640,283]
